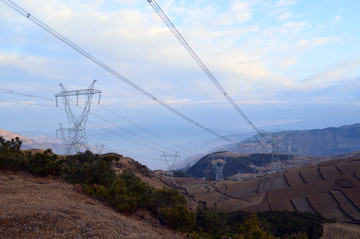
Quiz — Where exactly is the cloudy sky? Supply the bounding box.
[0,0,359,168]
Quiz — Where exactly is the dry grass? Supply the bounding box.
[322,223,360,239]
[169,156,360,225]
[0,170,185,239]
[285,169,307,187]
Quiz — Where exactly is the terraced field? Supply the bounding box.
[172,156,360,224]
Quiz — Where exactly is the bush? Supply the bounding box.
[109,171,154,213]
[257,211,325,239]
[151,187,195,231]
[60,150,115,187]
[173,170,190,178]
[0,137,25,171]
[26,149,61,176]
[194,207,229,237]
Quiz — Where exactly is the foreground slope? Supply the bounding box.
[0,171,185,239]
[166,156,360,224]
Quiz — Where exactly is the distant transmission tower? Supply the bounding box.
[161,152,180,177]
[237,170,242,181]
[210,154,226,181]
[270,134,281,173]
[55,80,101,155]
[212,163,225,181]
[94,144,105,154]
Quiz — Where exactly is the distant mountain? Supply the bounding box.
[0,129,64,154]
[185,151,327,180]
[174,132,254,170]
[218,123,360,157]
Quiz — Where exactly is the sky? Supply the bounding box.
[0,0,360,169]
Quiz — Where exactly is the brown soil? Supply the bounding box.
[0,170,185,239]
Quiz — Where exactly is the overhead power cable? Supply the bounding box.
[90,111,183,155]
[0,88,190,156]
[0,0,236,145]
[0,88,54,102]
[0,87,193,154]
[99,104,194,154]
[0,98,164,159]
[147,0,269,151]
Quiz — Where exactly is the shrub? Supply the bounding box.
[26,149,61,176]
[109,171,154,213]
[60,150,115,187]
[257,211,325,239]
[0,137,26,171]
[151,187,195,231]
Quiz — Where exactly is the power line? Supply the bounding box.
[0,87,194,154]
[90,111,185,155]
[0,100,54,108]
[0,88,191,157]
[0,88,54,102]
[99,104,195,154]
[0,0,236,145]
[0,97,169,159]
[147,0,270,151]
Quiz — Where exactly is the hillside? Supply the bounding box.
[186,151,329,180]
[166,156,360,224]
[0,129,63,153]
[0,170,185,239]
[217,123,360,157]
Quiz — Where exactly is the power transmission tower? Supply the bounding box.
[55,80,101,155]
[94,144,105,154]
[212,163,225,181]
[210,154,226,181]
[237,170,242,181]
[270,134,281,173]
[161,152,180,177]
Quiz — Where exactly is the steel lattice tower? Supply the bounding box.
[210,154,226,181]
[212,163,225,181]
[270,134,281,173]
[161,152,180,177]
[55,80,101,155]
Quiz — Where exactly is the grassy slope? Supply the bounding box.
[0,170,185,239]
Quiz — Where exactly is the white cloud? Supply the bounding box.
[333,15,342,22]
[276,0,297,6]
[282,21,306,29]
[297,37,342,50]
[0,51,62,78]
[258,118,306,128]
[280,57,298,68]
[231,1,252,23]
[277,12,291,21]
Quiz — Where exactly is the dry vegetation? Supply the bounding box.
[0,170,185,239]
[322,223,360,239]
[170,156,360,225]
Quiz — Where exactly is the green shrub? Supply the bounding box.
[26,149,61,176]
[0,137,25,171]
[109,171,154,213]
[151,187,195,231]
[60,150,115,187]
[257,211,325,239]
[173,170,190,178]
[194,207,229,237]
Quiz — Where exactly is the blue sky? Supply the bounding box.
[0,0,360,168]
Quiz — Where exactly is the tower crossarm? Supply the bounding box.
[55,89,102,97]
